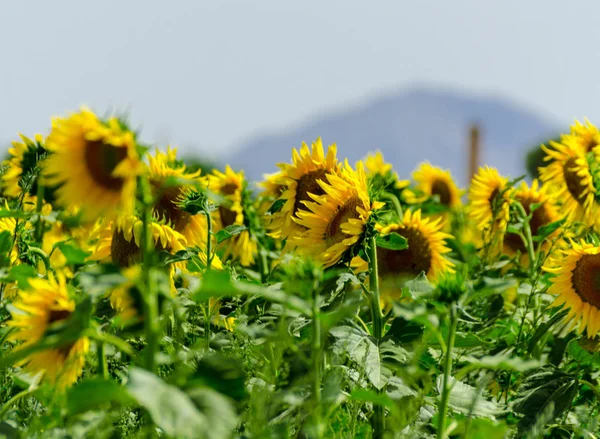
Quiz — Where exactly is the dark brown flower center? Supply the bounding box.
[84,140,128,191]
[585,138,598,152]
[111,229,172,268]
[218,183,240,227]
[47,308,75,358]
[571,254,600,308]
[325,196,361,247]
[152,184,191,232]
[48,309,72,324]
[563,157,587,203]
[431,179,452,206]
[293,169,328,216]
[378,227,432,278]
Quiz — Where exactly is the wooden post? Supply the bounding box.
[468,124,480,182]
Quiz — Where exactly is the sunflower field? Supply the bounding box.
[1,110,600,439]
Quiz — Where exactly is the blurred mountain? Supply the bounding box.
[228,87,559,186]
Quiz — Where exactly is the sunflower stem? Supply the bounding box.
[204,209,213,350]
[438,302,458,439]
[514,202,536,274]
[140,177,159,373]
[367,236,385,438]
[27,246,51,275]
[34,179,45,243]
[381,192,403,221]
[97,341,108,380]
[0,386,37,420]
[311,280,323,437]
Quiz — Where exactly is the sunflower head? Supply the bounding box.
[403,163,462,209]
[354,209,454,299]
[504,180,561,255]
[362,151,408,193]
[539,139,596,225]
[42,108,143,221]
[7,276,89,388]
[109,265,145,325]
[568,119,600,153]
[2,134,50,199]
[545,240,600,337]
[468,166,512,233]
[208,166,257,266]
[267,138,340,243]
[294,160,384,268]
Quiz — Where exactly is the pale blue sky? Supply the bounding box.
[1,1,597,158]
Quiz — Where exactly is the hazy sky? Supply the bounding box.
[1,1,598,159]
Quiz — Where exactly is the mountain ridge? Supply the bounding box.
[228,86,559,186]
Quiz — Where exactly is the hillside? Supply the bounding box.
[228,87,558,185]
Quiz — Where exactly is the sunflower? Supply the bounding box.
[504,180,561,256]
[91,215,187,268]
[352,209,454,301]
[363,151,409,190]
[0,213,19,300]
[257,171,286,215]
[42,108,143,221]
[207,165,257,267]
[7,276,89,388]
[468,166,511,233]
[568,119,600,153]
[268,138,340,243]
[544,240,600,337]
[109,265,144,325]
[147,148,217,266]
[403,163,461,208]
[539,141,596,224]
[2,133,47,198]
[293,161,384,268]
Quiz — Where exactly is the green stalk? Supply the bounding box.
[438,303,458,439]
[34,180,45,243]
[381,192,403,221]
[514,203,536,274]
[311,282,322,437]
[139,177,158,372]
[204,209,213,350]
[0,386,37,420]
[97,342,108,380]
[367,236,384,439]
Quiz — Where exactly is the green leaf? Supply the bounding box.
[195,270,312,315]
[463,418,509,439]
[214,224,246,243]
[533,218,566,242]
[126,368,207,438]
[456,354,540,380]
[267,198,286,215]
[527,309,569,357]
[375,232,408,251]
[385,317,423,344]
[67,378,133,415]
[0,210,30,219]
[436,376,503,419]
[513,366,578,431]
[566,338,600,366]
[55,242,90,265]
[184,387,238,439]
[403,272,435,299]
[188,353,247,402]
[1,264,37,288]
[331,325,406,389]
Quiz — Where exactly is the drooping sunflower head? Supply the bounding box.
[504,180,561,255]
[403,163,462,208]
[146,147,209,244]
[109,265,145,325]
[294,160,384,268]
[362,151,409,192]
[539,141,596,224]
[468,166,511,232]
[42,108,143,221]
[208,166,257,267]
[2,134,49,199]
[7,276,89,388]
[268,138,340,242]
[545,240,600,337]
[257,171,287,215]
